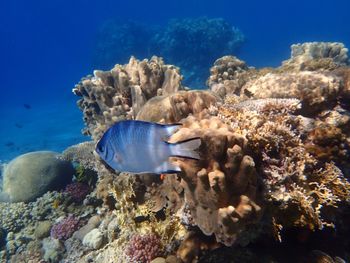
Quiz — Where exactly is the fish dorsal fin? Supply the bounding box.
[157,123,182,140]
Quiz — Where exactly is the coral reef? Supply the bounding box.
[218,93,350,232]
[68,43,350,261]
[60,141,96,170]
[3,41,350,263]
[208,56,259,98]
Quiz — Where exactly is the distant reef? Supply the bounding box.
[1,41,350,263]
[93,17,244,88]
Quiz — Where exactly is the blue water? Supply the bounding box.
[1,0,349,161]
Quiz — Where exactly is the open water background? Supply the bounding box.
[0,0,349,161]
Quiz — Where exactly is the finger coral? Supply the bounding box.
[73,56,183,140]
[169,115,262,246]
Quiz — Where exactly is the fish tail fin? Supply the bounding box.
[169,137,201,160]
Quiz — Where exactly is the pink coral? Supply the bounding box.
[50,215,80,240]
[64,182,90,202]
[125,233,162,263]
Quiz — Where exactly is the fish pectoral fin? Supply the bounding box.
[113,154,123,164]
[155,161,182,174]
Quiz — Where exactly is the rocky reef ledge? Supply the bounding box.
[1,42,350,263]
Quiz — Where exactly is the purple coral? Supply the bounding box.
[50,215,80,240]
[125,233,162,263]
[64,182,90,202]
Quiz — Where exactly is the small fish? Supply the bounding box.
[23,103,31,109]
[5,141,15,147]
[96,120,201,174]
[15,123,23,128]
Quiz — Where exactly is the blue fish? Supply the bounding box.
[95,120,201,174]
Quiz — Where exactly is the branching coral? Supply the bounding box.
[125,233,162,263]
[50,215,80,240]
[219,93,350,233]
[64,182,90,203]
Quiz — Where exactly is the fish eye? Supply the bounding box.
[97,145,104,152]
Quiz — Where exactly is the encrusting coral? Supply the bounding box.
[281,42,349,71]
[136,90,219,123]
[240,71,342,115]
